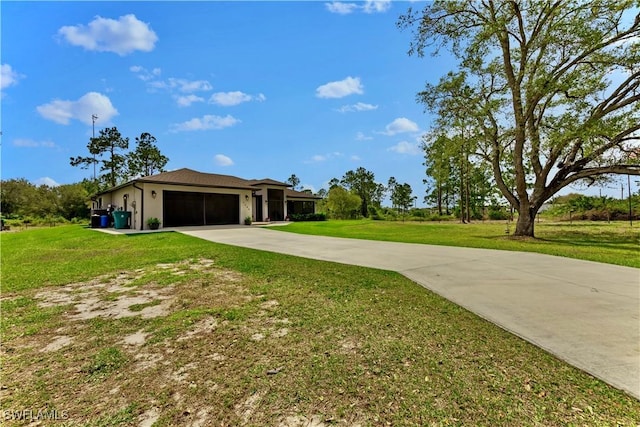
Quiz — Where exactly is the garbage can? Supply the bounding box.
[113,211,131,229]
[100,215,109,228]
[91,215,101,228]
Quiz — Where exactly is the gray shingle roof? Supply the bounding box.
[138,168,256,190]
[97,168,313,195]
[253,188,321,200]
[284,189,322,199]
[246,178,290,187]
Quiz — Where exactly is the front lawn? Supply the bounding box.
[277,219,640,268]
[1,225,638,425]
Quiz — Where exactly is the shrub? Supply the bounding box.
[488,208,510,220]
[288,213,327,222]
[369,206,385,221]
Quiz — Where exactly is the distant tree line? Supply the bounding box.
[289,167,415,220]
[545,193,639,221]
[1,178,95,221]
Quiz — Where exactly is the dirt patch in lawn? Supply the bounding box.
[36,269,173,321]
[2,258,364,426]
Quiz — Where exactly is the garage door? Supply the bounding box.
[163,191,239,227]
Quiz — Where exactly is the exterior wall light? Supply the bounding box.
[151,190,157,198]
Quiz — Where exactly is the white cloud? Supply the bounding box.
[176,94,204,107]
[325,2,359,14]
[316,76,363,99]
[150,78,212,93]
[337,102,378,113]
[176,79,212,93]
[58,14,158,56]
[130,65,161,81]
[214,154,234,166]
[388,141,421,155]
[382,117,419,135]
[306,152,343,163]
[1,64,24,90]
[351,155,361,161]
[325,1,391,14]
[13,138,56,148]
[209,91,266,106]
[170,114,240,132]
[363,0,392,14]
[355,131,373,141]
[131,67,212,106]
[36,92,118,125]
[33,177,60,187]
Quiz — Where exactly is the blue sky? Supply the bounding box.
[4,1,629,203]
[2,1,452,203]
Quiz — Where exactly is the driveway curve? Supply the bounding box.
[179,225,640,399]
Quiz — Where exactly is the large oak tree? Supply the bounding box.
[399,0,640,236]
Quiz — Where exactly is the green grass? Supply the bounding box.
[1,226,217,292]
[276,219,640,267]
[1,225,639,425]
[82,347,128,379]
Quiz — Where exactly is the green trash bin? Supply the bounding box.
[113,211,131,229]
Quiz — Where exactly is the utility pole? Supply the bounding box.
[92,114,98,181]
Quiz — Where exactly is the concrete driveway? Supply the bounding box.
[179,225,640,399]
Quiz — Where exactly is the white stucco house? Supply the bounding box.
[93,168,321,230]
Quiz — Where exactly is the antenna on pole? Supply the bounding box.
[92,114,98,181]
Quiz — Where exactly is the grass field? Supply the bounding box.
[276,220,640,268]
[1,225,639,426]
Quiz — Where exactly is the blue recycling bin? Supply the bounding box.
[100,215,109,228]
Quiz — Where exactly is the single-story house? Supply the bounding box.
[93,168,321,230]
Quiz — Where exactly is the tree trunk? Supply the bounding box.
[514,205,537,237]
[465,158,471,223]
[459,147,466,223]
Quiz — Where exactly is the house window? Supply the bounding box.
[287,201,315,215]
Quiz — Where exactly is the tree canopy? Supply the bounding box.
[70,127,129,188]
[70,128,168,191]
[0,179,91,220]
[341,167,384,217]
[388,178,415,219]
[399,0,640,236]
[286,174,301,190]
[127,133,168,178]
[326,186,361,219]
